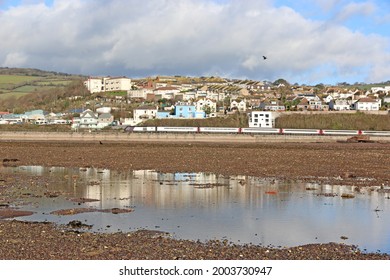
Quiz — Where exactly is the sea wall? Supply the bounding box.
[1,131,389,143]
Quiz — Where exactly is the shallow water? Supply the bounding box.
[2,166,390,253]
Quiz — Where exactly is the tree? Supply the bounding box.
[273,78,290,86]
[202,105,212,116]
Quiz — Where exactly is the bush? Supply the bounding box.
[275,112,390,130]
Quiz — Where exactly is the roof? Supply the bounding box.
[298,98,309,105]
[136,105,157,110]
[154,86,180,91]
[98,113,113,118]
[80,110,97,118]
[357,98,377,103]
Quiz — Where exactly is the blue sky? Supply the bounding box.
[1,0,390,85]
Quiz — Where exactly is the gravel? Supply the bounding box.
[1,140,390,260]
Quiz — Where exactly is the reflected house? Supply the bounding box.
[19,165,45,175]
[174,173,198,182]
[2,165,389,251]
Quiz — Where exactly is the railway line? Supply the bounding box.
[124,126,390,137]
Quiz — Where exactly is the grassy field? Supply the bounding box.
[0,92,29,100]
[0,74,81,101]
[35,80,73,86]
[0,75,43,85]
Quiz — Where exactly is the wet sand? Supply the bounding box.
[1,140,390,260]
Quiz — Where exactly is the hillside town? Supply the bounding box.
[1,75,389,130]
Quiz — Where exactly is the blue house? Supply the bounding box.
[175,104,196,118]
[156,111,171,118]
[156,102,206,119]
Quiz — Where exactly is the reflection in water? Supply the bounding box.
[2,166,390,253]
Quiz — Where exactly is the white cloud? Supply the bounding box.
[334,2,376,22]
[2,51,28,67]
[314,0,342,12]
[0,0,389,84]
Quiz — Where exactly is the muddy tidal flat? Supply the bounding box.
[1,140,390,260]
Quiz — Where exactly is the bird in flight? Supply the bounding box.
[263,56,267,60]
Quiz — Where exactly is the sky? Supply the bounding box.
[1,0,390,85]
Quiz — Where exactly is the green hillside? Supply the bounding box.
[0,67,85,101]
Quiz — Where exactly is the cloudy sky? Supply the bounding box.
[1,0,390,85]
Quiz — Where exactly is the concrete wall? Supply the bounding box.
[1,131,389,143]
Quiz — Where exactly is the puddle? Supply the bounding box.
[1,166,389,254]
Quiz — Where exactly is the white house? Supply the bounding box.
[80,109,98,126]
[323,95,333,103]
[248,111,277,128]
[354,98,381,111]
[196,98,217,115]
[331,99,352,111]
[230,100,247,112]
[133,105,158,124]
[183,91,197,101]
[98,113,114,127]
[371,86,390,94]
[261,100,286,111]
[128,89,152,99]
[153,86,181,98]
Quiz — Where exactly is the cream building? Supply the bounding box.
[84,77,132,93]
